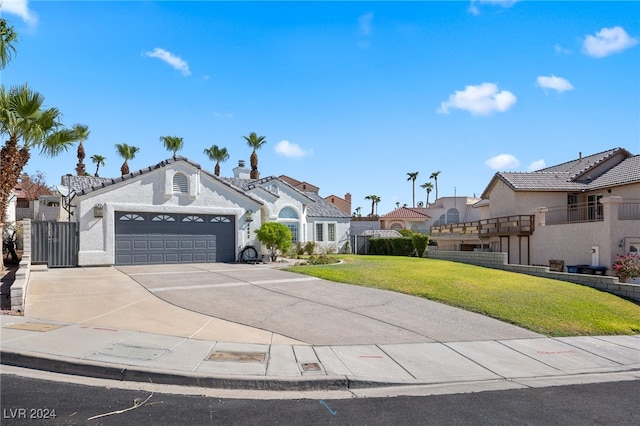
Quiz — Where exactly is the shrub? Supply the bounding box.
[411,233,429,257]
[304,241,316,255]
[398,229,413,237]
[612,254,640,282]
[255,222,292,262]
[295,242,304,256]
[369,237,414,256]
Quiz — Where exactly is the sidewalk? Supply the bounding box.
[1,263,639,395]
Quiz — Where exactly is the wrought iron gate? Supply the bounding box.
[31,222,78,267]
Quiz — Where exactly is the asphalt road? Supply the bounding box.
[2,370,640,425]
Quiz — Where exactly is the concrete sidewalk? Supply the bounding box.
[1,263,639,395]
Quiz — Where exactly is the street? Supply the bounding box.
[2,369,639,425]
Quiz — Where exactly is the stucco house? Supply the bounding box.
[58,157,350,266]
[379,196,481,234]
[430,147,640,275]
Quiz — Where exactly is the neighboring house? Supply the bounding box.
[59,157,350,266]
[430,147,640,274]
[323,193,352,216]
[379,197,481,234]
[380,207,431,232]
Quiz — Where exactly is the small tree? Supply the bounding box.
[255,222,292,262]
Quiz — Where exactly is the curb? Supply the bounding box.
[0,349,350,391]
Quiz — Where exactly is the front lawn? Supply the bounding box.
[285,255,640,336]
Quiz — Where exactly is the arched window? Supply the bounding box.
[278,207,299,243]
[278,207,298,219]
[173,173,188,194]
[446,208,460,224]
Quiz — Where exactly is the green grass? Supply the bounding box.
[285,255,640,337]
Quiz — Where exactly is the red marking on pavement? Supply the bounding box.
[537,350,576,355]
[359,355,384,359]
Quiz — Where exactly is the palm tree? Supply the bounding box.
[91,154,106,177]
[73,124,90,176]
[354,206,362,217]
[242,132,267,179]
[203,145,230,177]
[0,18,18,70]
[0,83,79,244]
[365,194,381,216]
[160,135,183,159]
[406,171,419,207]
[115,143,140,175]
[420,182,434,206]
[430,171,442,201]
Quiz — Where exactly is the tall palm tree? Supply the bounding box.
[420,182,434,206]
[430,171,442,201]
[0,18,18,70]
[203,144,230,177]
[242,132,267,179]
[115,143,140,175]
[160,135,183,159]
[365,194,381,217]
[90,154,106,177]
[73,123,90,175]
[406,171,419,207]
[0,83,79,242]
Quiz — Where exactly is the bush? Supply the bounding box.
[304,241,316,255]
[369,237,414,256]
[295,242,304,256]
[612,254,640,282]
[398,229,413,237]
[255,222,292,262]
[411,233,429,257]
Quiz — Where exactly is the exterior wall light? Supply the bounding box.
[93,203,104,218]
[245,210,254,223]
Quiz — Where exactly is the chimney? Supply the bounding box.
[233,160,251,179]
[345,193,352,202]
[579,152,582,161]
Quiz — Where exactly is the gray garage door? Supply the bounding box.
[115,212,236,265]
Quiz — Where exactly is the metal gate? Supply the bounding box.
[31,222,78,267]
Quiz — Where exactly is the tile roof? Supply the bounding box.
[381,207,431,219]
[304,192,351,218]
[484,148,638,195]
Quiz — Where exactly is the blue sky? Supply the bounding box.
[2,1,639,214]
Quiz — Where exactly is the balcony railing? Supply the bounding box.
[619,201,640,220]
[430,215,534,237]
[544,202,603,225]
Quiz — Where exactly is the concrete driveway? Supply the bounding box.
[115,262,541,345]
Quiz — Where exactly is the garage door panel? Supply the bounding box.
[115,212,235,265]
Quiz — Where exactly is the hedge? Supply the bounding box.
[369,237,414,256]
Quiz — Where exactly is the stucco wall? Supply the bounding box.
[306,217,351,253]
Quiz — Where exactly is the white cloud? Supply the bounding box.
[554,43,571,55]
[469,0,519,15]
[144,48,191,76]
[275,140,312,159]
[358,12,374,36]
[486,154,520,170]
[583,26,638,58]
[437,83,517,115]
[536,75,574,93]
[2,0,38,26]
[528,159,546,171]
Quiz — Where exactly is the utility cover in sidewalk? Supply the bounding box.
[300,362,321,372]
[96,344,168,361]
[208,351,267,363]
[4,322,64,332]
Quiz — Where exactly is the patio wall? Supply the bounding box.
[426,250,640,303]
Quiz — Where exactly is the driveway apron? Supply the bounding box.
[117,263,541,345]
